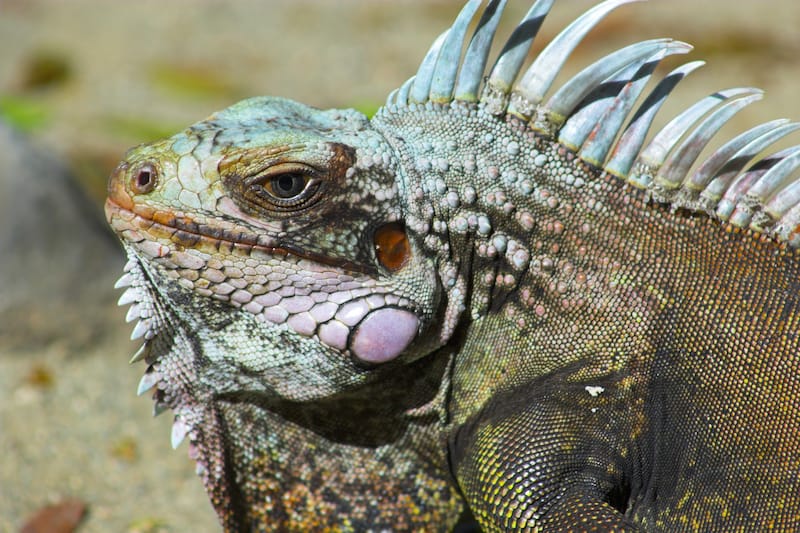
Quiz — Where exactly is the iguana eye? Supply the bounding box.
[265,173,309,200]
[243,163,323,211]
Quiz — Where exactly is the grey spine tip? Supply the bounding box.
[631,87,762,181]
[485,0,555,95]
[410,30,450,104]
[454,0,509,102]
[654,93,764,190]
[578,45,690,168]
[604,60,705,179]
[137,370,160,396]
[129,343,150,364]
[762,149,800,217]
[687,119,790,193]
[538,39,677,131]
[697,122,800,212]
[430,0,483,103]
[508,0,644,119]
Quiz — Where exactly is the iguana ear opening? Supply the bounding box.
[374,222,411,272]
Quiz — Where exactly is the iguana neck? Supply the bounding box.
[374,102,660,418]
[377,101,800,430]
[204,354,463,531]
[132,254,464,529]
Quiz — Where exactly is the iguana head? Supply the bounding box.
[106,95,466,530]
[106,96,446,402]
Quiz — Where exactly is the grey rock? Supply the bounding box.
[0,121,124,351]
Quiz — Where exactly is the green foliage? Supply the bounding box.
[103,115,184,144]
[0,94,51,131]
[149,63,245,101]
[351,101,382,119]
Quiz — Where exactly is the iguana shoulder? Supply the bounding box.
[106,0,800,531]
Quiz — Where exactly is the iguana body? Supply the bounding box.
[106,0,800,530]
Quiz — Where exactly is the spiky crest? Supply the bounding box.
[383,0,800,246]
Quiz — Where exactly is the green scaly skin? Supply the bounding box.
[106,3,800,532]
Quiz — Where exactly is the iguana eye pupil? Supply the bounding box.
[269,173,308,199]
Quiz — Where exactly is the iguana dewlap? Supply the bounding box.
[106,0,800,531]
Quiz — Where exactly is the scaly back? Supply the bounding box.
[373,1,800,528]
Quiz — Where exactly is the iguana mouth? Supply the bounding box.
[104,198,372,275]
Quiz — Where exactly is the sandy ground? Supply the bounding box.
[0,1,797,531]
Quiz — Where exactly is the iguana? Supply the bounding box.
[105,0,800,530]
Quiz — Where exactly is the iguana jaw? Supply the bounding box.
[104,196,373,275]
[108,197,432,370]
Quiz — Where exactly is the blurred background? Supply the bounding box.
[0,1,797,531]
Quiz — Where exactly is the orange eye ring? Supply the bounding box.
[374,222,411,272]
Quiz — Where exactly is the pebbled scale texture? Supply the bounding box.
[106,1,800,531]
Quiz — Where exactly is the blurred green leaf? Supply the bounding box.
[0,94,51,131]
[104,115,183,143]
[351,101,382,119]
[149,63,244,101]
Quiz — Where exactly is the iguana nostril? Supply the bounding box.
[131,163,158,194]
